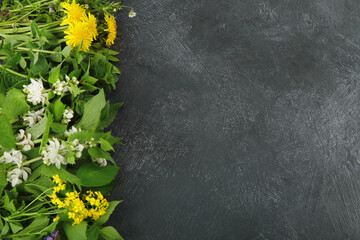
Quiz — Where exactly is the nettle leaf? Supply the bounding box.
[19,57,27,69]
[97,102,123,131]
[30,55,49,76]
[39,112,53,152]
[28,114,48,140]
[52,97,65,121]
[1,88,30,120]
[64,221,87,240]
[100,138,114,151]
[48,63,62,84]
[40,164,81,187]
[76,163,119,187]
[88,147,115,165]
[51,122,67,134]
[77,89,106,130]
[100,226,123,240]
[4,51,21,68]
[61,45,71,58]
[0,115,16,149]
[68,130,92,143]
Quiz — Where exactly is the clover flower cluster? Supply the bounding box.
[48,175,109,225]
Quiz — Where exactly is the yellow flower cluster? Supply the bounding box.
[104,14,117,47]
[48,175,109,225]
[83,190,109,220]
[60,0,117,51]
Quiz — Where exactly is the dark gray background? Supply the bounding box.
[110,0,360,239]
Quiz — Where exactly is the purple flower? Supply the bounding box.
[43,230,59,240]
[51,230,59,238]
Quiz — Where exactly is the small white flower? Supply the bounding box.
[128,10,136,18]
[87,138,97,148]
[65,75,79,85]
[53,79,70,95]
[23,108,45,128]
[7,167,31,187]
[23,78,48,105]
[70,139,85,158]
[65,126,81,137]
[42,138,68,169]
[0,149,26,168]
[92,158,107,167]
[62,108,74,124]
[16,129,34,151]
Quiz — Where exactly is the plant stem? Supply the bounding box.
[16,47,58,54]
[0,65,27,78]
[21,156,42,166]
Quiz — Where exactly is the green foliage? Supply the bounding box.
[76,163,119,187]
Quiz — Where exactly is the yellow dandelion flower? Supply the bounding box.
[60,0,86,26]
[85,13,98,40]
[104,13,117,46]
[64,22,94,52]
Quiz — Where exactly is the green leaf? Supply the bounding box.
[68,130,92,143]
[19,57,26,69]
[4,52,21,68]
[97,102,123,131]
[52,98,65,121]
[48,63,61,84]
[40,165,81,186]
[1,88,30,120]
[64,221,87,240]
[28,115,48,140]
[61,45,71,58]
[0,164,7,195]
[96,201,121,225]
[51,122,67,134]
[100,138,114,151]
[40,113,53,151]
[18,216,49,234]
[30,55,49,76]
[77,89,106,130]
[9,222,23,234]
[86,224,101,240]
[76,163,119,187]
[0,115,16,149]
[88,147,115,165]
[30,22,41,38]
[100,226,123,240]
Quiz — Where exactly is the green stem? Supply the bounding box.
[0,65,27,78]
[16,47,58,54]
[21,156,42,166]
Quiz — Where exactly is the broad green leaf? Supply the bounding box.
[40,113,53,152]
[76,163,119,187]
[100,226,123,240]
[0,164,7,195]
[96,201,121,225]
[97,102,123,131]
[100,138,114,151]
[48,63,61,84]
[86,224,101,240]
[77,89,106,130]
[1,88,30,120]
[51,123,67,134]
[64,221,87,240]
[18,216,49,234]
[0,115,16,149]
[28,115,48,140]
[19,57,26,69]
[68,130,92,143]
[52,98,65,121]
[30,55,49,76]
[9,222,23,234]
[40,164,81,187]
[61,45,71,58]
[4,52,21,68]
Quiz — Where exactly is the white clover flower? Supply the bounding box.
[128,10,136,18]
[7,167,31,187]
[64,126,81,137]
[0,149,26,168]
[23,108,45,128]
[23,78,48,105]
[70,139,85,158]
[62,108,74,124]
[92,158,107,167]
[16,129,34,151]
[53,79,70,95]
[42,138,67,169]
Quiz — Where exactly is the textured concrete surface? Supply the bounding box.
[110,0,360,239]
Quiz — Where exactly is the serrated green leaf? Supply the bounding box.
[77,89,106,130]
[1,88,30,120]
[61,45,71,58]
[52,97,65,121]
[28,114,48,140]
[48,63,61,84]
[0,115,16,149]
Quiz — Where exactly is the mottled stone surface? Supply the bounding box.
[110,0,360,239]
